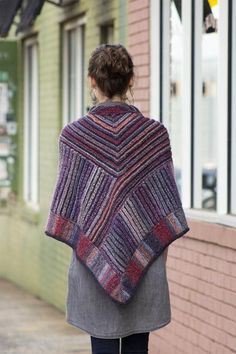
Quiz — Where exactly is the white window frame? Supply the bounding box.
[150,0,161,120]
[150,0,236,227]
[23,37,39,211]
[192,0,229,215]
[192,0,203,210]
[63,16,86,126]
[216,0,229,215]
[231,0,236,215]
[181,0,192,208]
[150,0,171,130]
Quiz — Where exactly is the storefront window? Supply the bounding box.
[194,0,219,211]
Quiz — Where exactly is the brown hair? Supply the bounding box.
[88,44,134,99]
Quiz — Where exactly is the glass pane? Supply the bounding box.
[68,28,77,122]
[66,25,85,120]
[100,24,114,44]
[194,0,219,210]
[170,0,183,197]
[78,25,85,116]
[27,45,33,201]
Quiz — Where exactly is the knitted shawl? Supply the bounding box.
[44,101,190,305]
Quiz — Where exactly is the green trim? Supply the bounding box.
[119,0,127,45]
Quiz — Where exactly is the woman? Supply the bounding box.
[44,44,189,354]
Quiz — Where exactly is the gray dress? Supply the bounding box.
[66,249,171,339]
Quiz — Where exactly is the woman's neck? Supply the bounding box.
[96,94,125,104]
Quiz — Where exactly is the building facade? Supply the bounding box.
[0,0,236,353]
[0,0,128,321]
[127,1,236,353]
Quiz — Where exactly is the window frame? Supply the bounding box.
[62,16,86,126]
[100,21,114,44]
[150,0,161,120]
[150,0,235,227]
[230,0,236,215]
[192,0,229,215]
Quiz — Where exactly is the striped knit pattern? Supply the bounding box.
[44,101,189,304]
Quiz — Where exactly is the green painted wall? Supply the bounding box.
[0,0,128,311]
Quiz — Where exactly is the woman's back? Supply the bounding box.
[47,99,188,303]
[65,100,172,338]
[44,44,189,353]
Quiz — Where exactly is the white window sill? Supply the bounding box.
[184,208,236,229]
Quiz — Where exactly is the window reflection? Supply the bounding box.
[64,23,85,125]
[200,0,218,210]
[68,29,77,122]
[100,22,114,45]
[170,0,183,198]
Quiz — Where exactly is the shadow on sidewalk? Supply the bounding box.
[0,278,91,353]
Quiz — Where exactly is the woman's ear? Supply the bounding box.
[87,76,92,88]
[129,76,134,88]
[88,76,97,89]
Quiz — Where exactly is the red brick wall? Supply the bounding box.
[149,220,236,354]
[128,0,150,116]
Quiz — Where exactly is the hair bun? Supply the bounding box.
[88,44,134,99]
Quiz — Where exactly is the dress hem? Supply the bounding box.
[66,317,171,339]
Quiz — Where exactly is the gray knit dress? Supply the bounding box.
[66,248,171,339]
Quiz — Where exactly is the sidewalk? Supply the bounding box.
[0,278,91,353]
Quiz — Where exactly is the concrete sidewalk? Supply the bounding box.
[0,278,91,353]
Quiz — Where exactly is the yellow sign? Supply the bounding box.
[208,0,218,7]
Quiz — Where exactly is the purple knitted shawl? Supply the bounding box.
[44,101,190,304]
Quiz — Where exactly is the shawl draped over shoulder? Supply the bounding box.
[44,102,190,304]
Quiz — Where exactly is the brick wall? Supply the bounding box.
[128,0,150,116]
[149,221,236,354]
